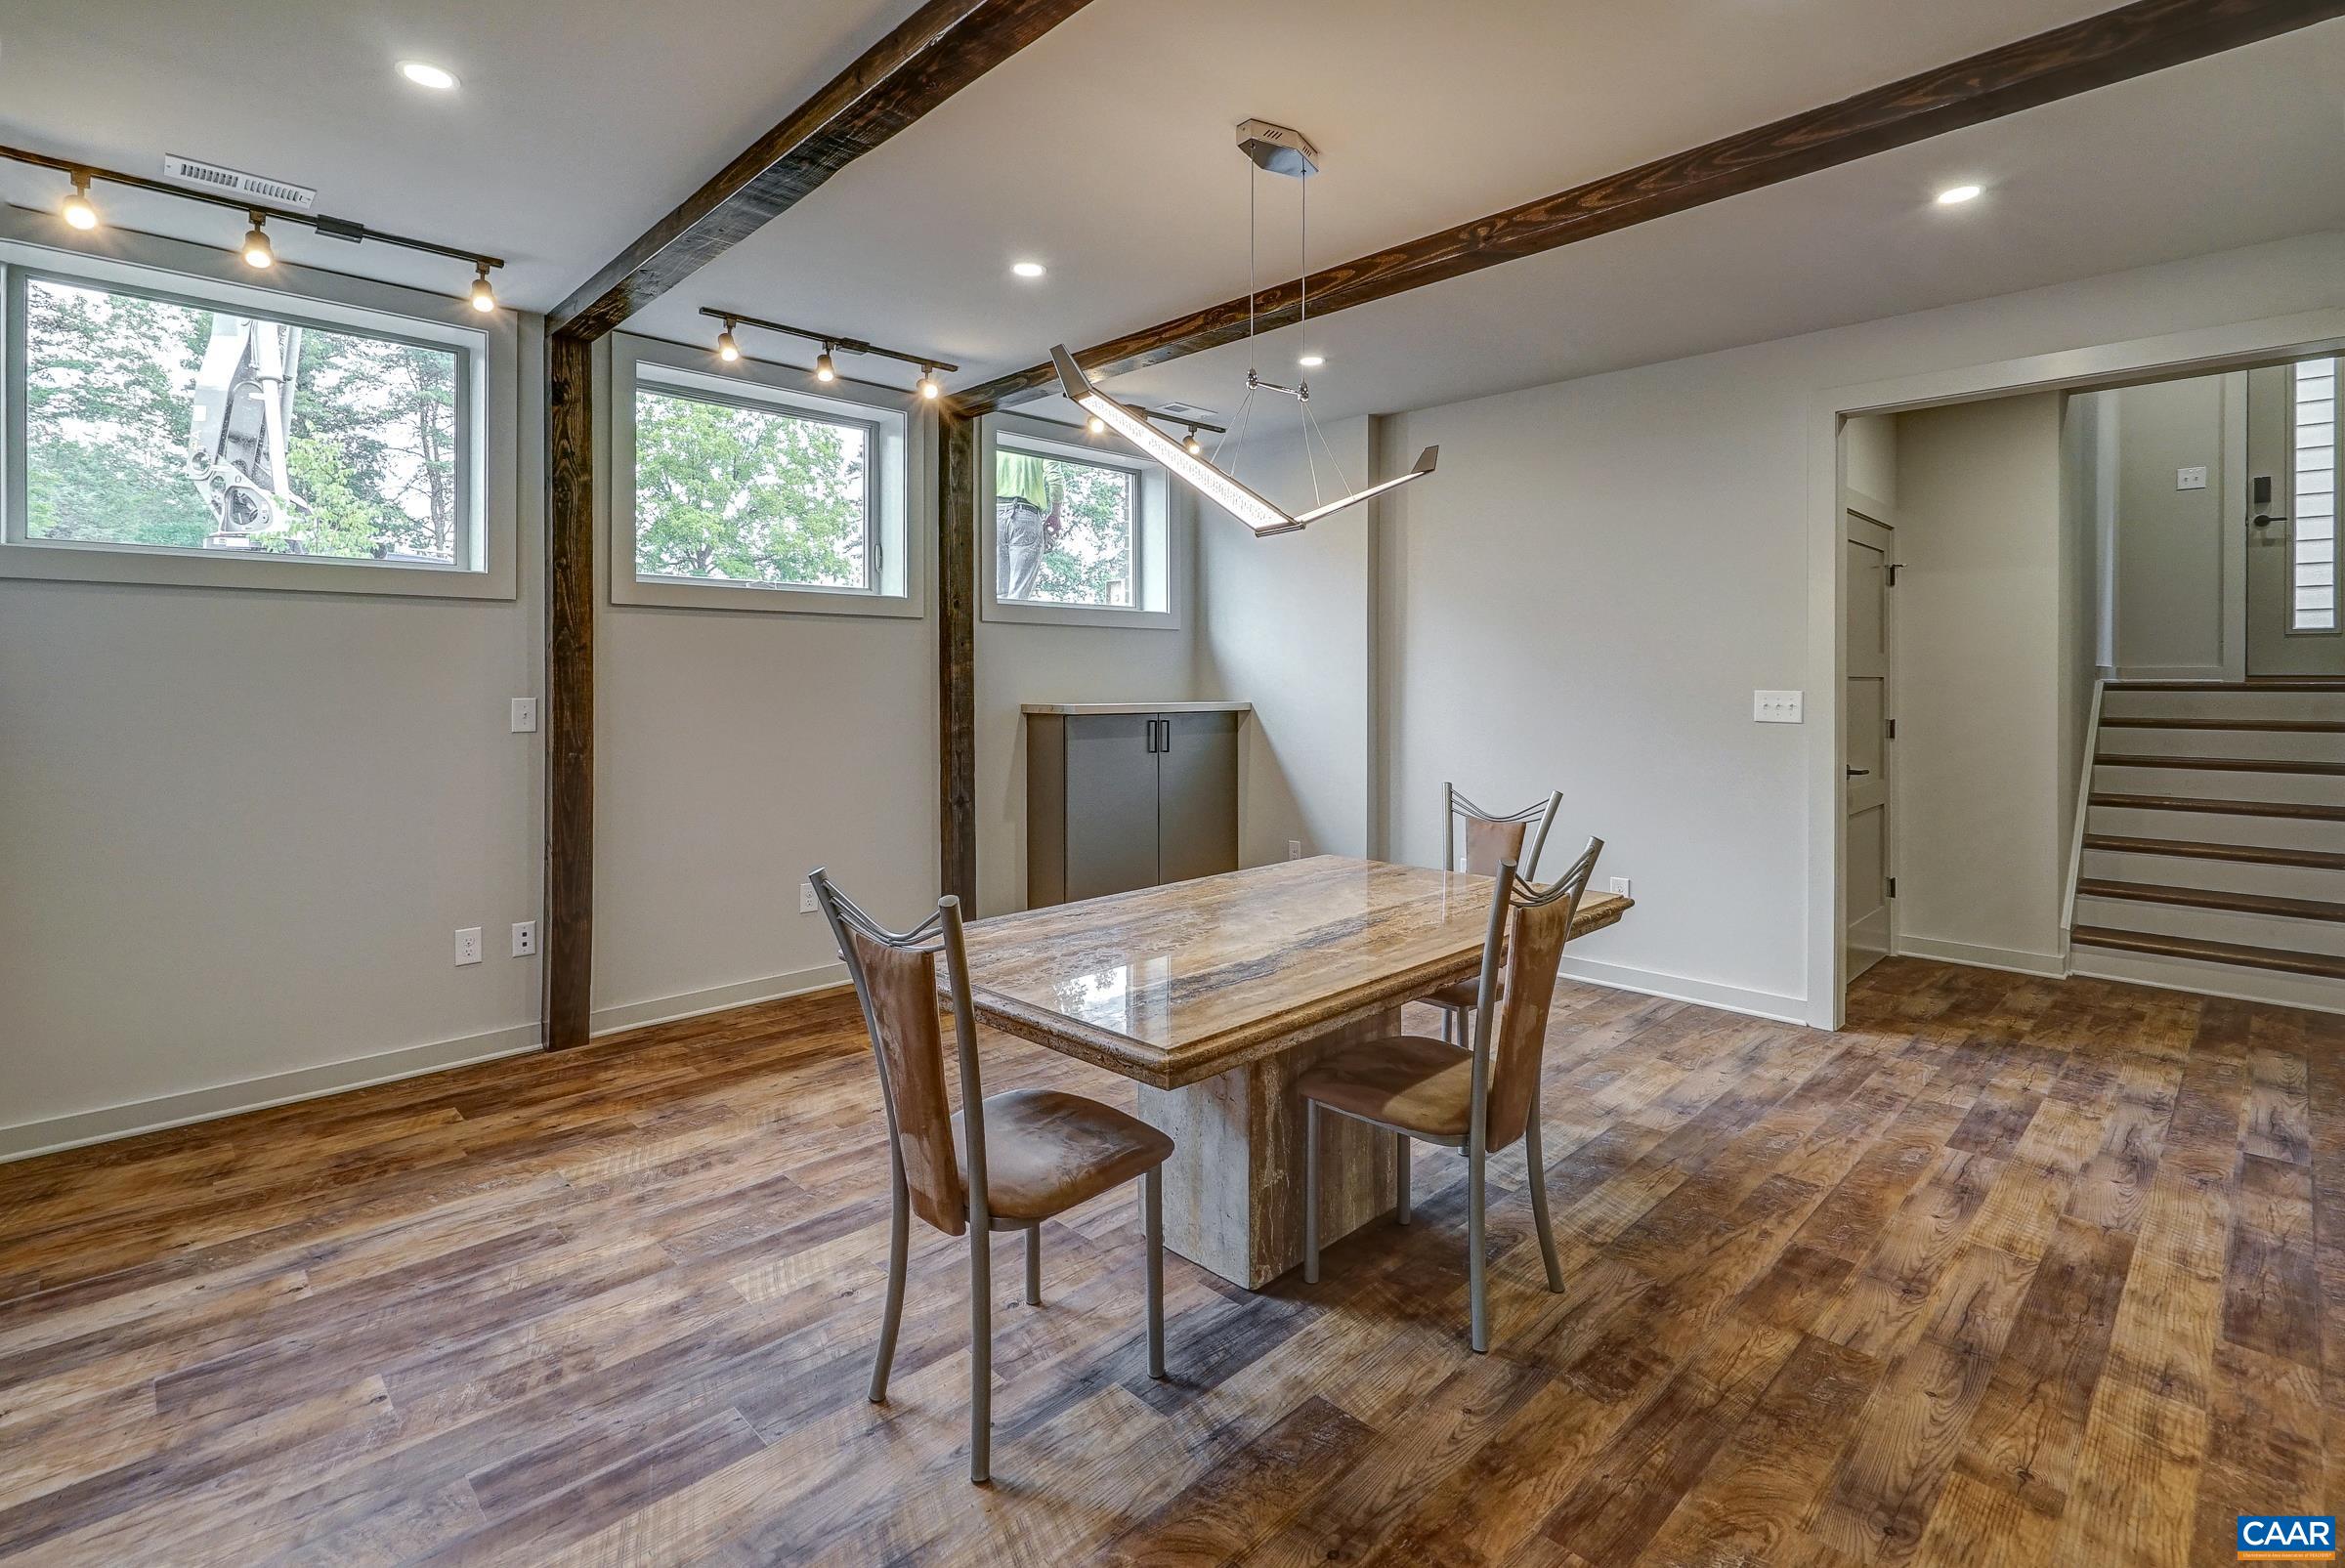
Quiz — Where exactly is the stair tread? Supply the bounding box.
[2081,834,2345,870]
[2070,924,2345,980]
[2089,792,2345,822]
[2107,678,2345,692]
[2100,715,2345,733]
[2074,877,2345,922]
[2095,753,2345,776]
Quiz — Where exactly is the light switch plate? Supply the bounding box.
[1754,690,1804,723]
[2176,466,2208,490]
[510,697,537,733]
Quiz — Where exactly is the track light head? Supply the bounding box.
[62,172,99,232]
[241,213,274,269]
[814,345,836,383]
[917,364,941,401]
[468,262,496,313]
[1087,413,1107,435]
[716,318,741,361]
[1184,428,1204,456]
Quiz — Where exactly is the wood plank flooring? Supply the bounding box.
[0,958,2336,1565]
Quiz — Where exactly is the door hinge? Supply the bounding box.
[1887,876,1897,899]
[1885,717,1897,740]
[1886,564,1901,585]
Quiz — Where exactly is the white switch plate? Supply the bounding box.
[2176,466,2208,490]
[799,879,818,914]
[1754,690,1804,723]
[511,920,536,957]
[1608,877,1632,897]
[1288,839,1303,861]
[510,697,537,733]
[454,927,483,966]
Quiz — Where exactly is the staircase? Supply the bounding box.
[2068,678,2345,1011]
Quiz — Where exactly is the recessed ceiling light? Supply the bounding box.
[399,61,459,91]
[1011,261,1046,279]
[1298,353,1325,368]
[1935,184,1983,205]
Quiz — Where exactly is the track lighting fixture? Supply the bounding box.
[716,318,742,361]
[241,213,275,269]
[469,262,497,313]
[1087,413,1108,435]
[61,172,99,231]
[814,345,837,382]
[917,364,942,401]
[1184,427,1205,456]
[693,309,957,397]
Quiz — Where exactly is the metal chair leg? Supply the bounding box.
[1525,1112,1563,1293]
[869,1165,909,1403]
[1025,1224,1043,1306]
[1395,1132,1411,1226]
[1143,1166,1166,1379]
[969,1227,993,1484]
[1468,1143,1489,1353]
[1304,1102,1321,1285]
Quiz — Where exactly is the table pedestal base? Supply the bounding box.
[1135,1007,1403,1289]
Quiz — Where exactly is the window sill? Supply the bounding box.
[612,573,922,618]
[979,596,1181,630]
[0,538,514,601]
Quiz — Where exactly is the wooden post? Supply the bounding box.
[543,329,595,1049]
[938,403,979,906]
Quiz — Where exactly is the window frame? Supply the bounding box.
[609,333,922,618]
[981,412,1182,631]
[0,212,513,601]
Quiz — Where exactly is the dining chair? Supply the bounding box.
[1297,836,1603,1352]
[810,869,1174,1484]
[1425,784,1564,1045]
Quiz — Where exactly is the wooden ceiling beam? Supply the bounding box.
[957,0,2345,409]
[547,0,1098,339]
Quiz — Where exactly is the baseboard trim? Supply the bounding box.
[2113,664,2228,684]
[589,962,848,1038]
[1893,935,2069,978]
[1556,954,1807,1025]
[0,1022,543,1165]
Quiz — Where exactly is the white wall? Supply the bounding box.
[1195,415,1377,867]
[1892,394,2070,973]
[2110,372,2235,680]
[1,310,546,1157]
[1376,229,2344,1019]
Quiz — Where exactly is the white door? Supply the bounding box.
[1844,508,1896,980]
[2246,357,2343,677]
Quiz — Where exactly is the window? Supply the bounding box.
[983,422,1178,629]
[609,335,918,616]
[0,225,509,599]
[2291,357,2337,633]
[632,386,874,590]
[996,447,1134,608]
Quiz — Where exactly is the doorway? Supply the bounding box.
[2246,356,2342,676]
[1843,500,1896,980]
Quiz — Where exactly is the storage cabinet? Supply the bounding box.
[1024,703,1247,907]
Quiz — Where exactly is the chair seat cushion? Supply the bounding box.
[952,1088,1173,1222]
[1296,1035,1475,1140]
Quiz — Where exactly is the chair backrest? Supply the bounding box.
[810,869,989,1238]
[1444,783,1564,880]
[1468,836,1603,1151]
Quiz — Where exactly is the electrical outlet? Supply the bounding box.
[2175,465,2208,491]
[454,927,483,966]
[800,880,818,914]
[1754,690,1804,724]
[1288,839,1303,861]
[510,697,537,733]
[511,920,536,957]
[1608,876,1632,898]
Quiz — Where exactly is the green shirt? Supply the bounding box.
[997,451,1059,512]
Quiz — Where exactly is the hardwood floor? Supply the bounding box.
[0,959,2335,1565]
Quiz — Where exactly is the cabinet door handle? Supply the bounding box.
[1157,719,1172,753]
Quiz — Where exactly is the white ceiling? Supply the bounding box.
[4,1,2341,425]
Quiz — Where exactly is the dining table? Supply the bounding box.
[952,854,1633,1289]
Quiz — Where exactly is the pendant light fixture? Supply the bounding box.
[1049,118,1436,537]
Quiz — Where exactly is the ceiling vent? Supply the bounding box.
[1153,400,1221,420]
[162,154,317,211]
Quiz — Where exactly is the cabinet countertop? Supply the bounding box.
[1020,701,1254,716]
